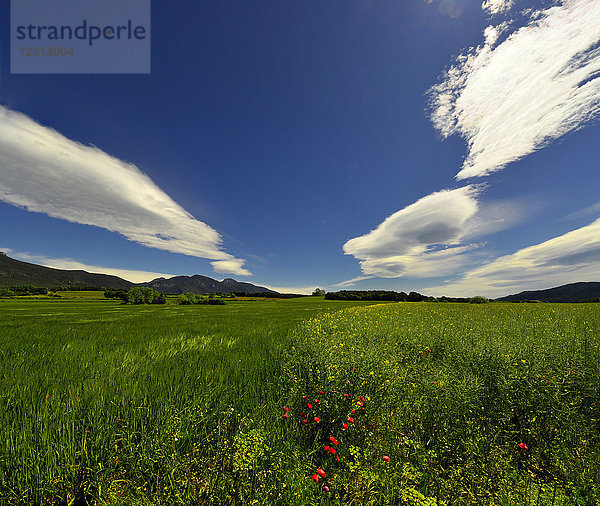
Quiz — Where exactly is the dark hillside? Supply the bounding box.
[0,252,134,289]
[496,282,600,302]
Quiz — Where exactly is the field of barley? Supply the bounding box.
[1,295,599,504]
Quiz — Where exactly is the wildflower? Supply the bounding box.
[360,396,365,402]
[344,393,349,399]
[300,412,306,418]
[302,419,308,424]
[314,417,320,423]
[351,410,355,414]
[315,399,320,403]
[283,405,289,412]
[320,390,325,395]
[347,417,354,424]
[329,448,336,454]
[383,455,391,462]
[302,395,307,399]
[312,474,319,483]
[283,413,289,418]
[342,422,348,429]
[307,403,313,409]
[518,442,529,450]
[329,436,339,445]
[324,445,330,451]
[317,468,326,478]
[357,401,364,407]
[323,485,330,492]
[335,455,340,462]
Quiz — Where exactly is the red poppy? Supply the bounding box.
[315,399,320,403]
[300,412,305,418]
[518,442,529,450]
[347,417,354,424]
[314,417,320,423]
[283,413,289,418]
[342,422,348,429]
[283,405,289,412]
[329,448,336,454]
[323,485,330,492]
[317,468,326,478]
[329,436,339,445]
[360,396,365,401]
[320,390,325,395]
[383,455,391,462]
[351,410,355,414]
[302,419,308,424]
[324,445,330,451]
[307,403,313,409]
[311,474,319,483]
[343,393,350,399]
[302,395,307,399]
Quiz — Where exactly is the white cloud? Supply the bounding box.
[210,259,252,276]
[481,0,514,15]
[0,248,174,283]
[425,218,600,298]
[562,201,600,221]
[429,0,600,179]
[332,276,374,288]
[343,186,481,278]
[261,284,319,295]
[0,106,249,276]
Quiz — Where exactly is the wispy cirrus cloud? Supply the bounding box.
[425,218,600,298]
[429,0,600,179]
[343,186,481,279]
[342,1,600,291]
[0,106,251,276]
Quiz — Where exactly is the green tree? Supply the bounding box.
[468,296,490,304]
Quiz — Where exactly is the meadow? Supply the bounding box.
[0,295,599,505]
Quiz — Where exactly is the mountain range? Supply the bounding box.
[495,282,600,303]
[0,252,277,294]
[3,251,600,301]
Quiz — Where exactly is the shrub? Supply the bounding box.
[468,296,490,304]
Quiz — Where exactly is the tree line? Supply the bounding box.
[104,287,165,305]
[324,290,489,303]
[0,285,48,297]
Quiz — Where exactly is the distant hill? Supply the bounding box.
[143,275,277,295]
[0,252,134,289]
[0,251,277,295]
[496,282,600,303]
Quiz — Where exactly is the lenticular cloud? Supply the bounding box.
[429,0,600,179]
[0,106,251,276]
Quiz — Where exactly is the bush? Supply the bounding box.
[469,296,490,304]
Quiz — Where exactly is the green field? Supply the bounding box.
[1,296,599,504]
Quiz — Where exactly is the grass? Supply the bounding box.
[0,297,599,504]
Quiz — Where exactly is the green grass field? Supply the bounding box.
[1,296,599,504]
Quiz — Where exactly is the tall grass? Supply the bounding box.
[1,298,599,504]
[0,297,379,504]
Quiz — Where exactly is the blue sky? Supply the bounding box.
[1,0,599,296]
